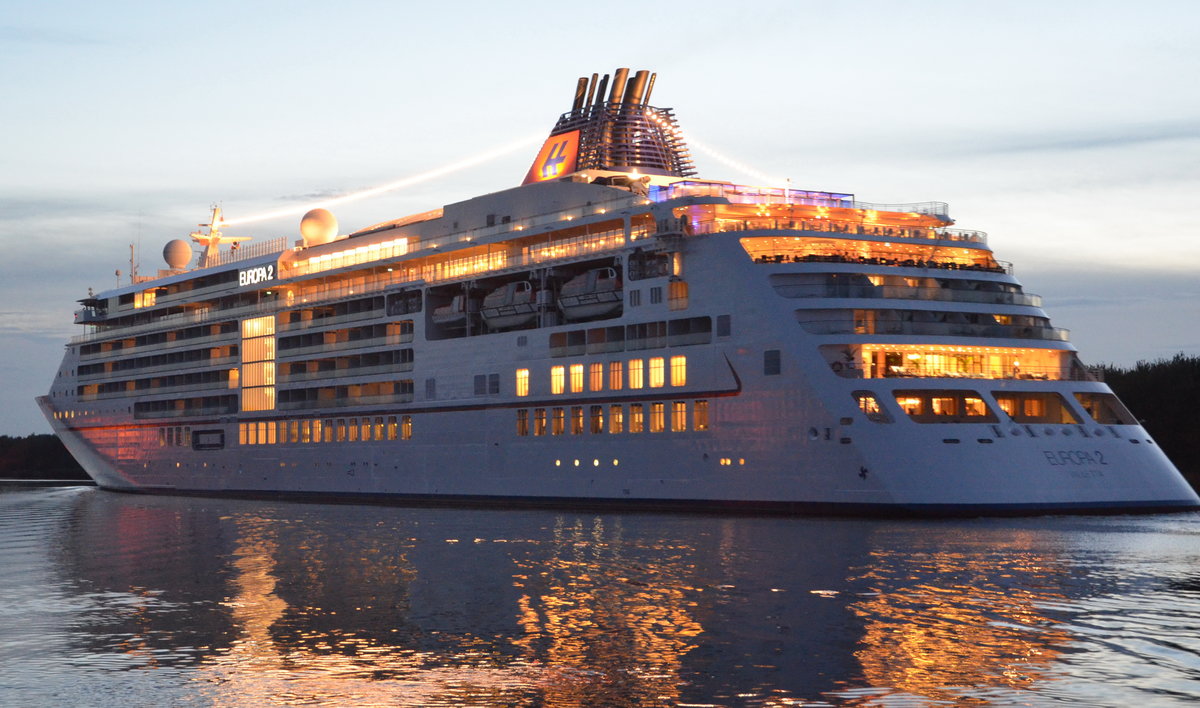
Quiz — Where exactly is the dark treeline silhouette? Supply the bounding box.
[1099,353,1200,492]
[0,434,89,480]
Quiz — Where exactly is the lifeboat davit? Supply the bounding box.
[558,267,622,320]
[480,281,539,329]
[432,294,478,327]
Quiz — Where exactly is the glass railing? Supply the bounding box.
[772,283,1042,307]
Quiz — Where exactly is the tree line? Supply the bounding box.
[2,354,1197,491]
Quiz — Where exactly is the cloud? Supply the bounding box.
[0,25,104,46]
[948,121,1200,157]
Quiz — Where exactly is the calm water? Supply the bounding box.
[2,487,1199,707]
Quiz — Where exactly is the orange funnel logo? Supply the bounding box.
[523,130,580,184]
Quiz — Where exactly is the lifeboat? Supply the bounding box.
[558,267,622,321]
[480,281,539,329]
[431,294,478,327]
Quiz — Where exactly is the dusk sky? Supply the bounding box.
[3,0,1199,435]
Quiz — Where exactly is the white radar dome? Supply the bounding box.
[163,239,193,269]
[300,208,338,247]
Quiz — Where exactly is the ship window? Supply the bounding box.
[853,392,892,423]
[650,402,665,433]
[694,400,709,431]
[650,287,663,304]
[386,416,397,441]
[764,349,782,376]
[374,417,384,441]
[551,366,565,395]
[590,405,604,434]
[516,369,529,397]
[238,424,247,446]
[426,378,436,400]
[361,419,371,441]
[590,363,604,391]
[289,419,300,443]
[670,356,687,386]
[895,390,999,423]
[609,404,624,434]
[1073,392,1137,425]
[348,418,359,441]
[516,409,529,436]
[534,408,547,436]
[474,374,487,395]
[401,415,412,440]
[629,359,645,389]
[301,420,312,444]
[717,315,732,337]
[671,401,687,432]
[609,361,623,390]
[629,289,642,307]
[649,357,665,388]
[489,373,499,395]
[668,280,688,310]
[630,403,645,433]
[992,391,1080,424]
[571,406,584,435]
[552,408,565,436]
[570,364,584,393]
[336,419,347,442]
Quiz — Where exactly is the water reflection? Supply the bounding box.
[3,489,1194,705]
[843,535,1075,704]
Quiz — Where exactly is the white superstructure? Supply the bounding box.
[38,69,1199,515]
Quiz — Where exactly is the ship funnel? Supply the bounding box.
[608,67,629,104]
[572,77,588,112]
[625,70,650,106]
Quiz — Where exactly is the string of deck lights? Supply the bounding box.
[218,133,546,228]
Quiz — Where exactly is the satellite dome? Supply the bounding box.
[163,239,193,269]
[300,208,338,247]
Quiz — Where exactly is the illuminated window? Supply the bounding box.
[671,401,687,432]
[239,423,248,445]
[853,392,890,423]
[895,390,998,423]
[668,279,688,310]
[994,391,1082,424]
[1073,392,1137,425]
[552,408,565,435]
[289,419,300,443]
[401,415,412,440]
[387,416,398,440]
[629,359,644,389]
[609,404,624,434]
[570,364,584,393]
[337,419,347,442]
[348,417,359,441]
[241,315,277,413]
[571,406,584,435]
[516,369,529,397]
[534,408,547,436]
[361,419,371,441]
[590,405,604,434]
[589,363,604,391]
[694,400,709,431]
[301,420,312,444]
[551,366,565,394]
[516,409,529,436]
[650,402,665,432]
[630,403,645,433]
[649,357,665,388]
[670,356,687,386]
[374,416,384,441]
[609,361,623,390]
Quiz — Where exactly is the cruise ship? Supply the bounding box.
[39,69,1199,515]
